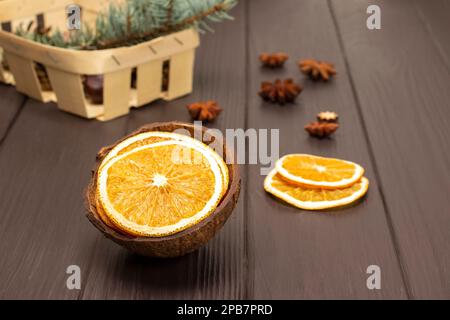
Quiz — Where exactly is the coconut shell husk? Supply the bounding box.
[85,121,241,258]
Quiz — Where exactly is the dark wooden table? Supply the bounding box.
[1,0,449,299]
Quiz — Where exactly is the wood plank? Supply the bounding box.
[331,0,450,298]
[136,59,163,105]
[0,84,25,141]
[0,99,128,299]
[46,67,103,119]
[81,3,247,299]
[247,0,407,299]
[412,0,450,67]
[3,53,44,101]
[101,68,133,121]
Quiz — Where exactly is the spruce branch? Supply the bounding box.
[14,0,237,50]
[94,1,235,49]
[166,0,174,28]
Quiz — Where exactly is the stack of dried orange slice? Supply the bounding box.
[94,131,229,237]
[264,154,369,210]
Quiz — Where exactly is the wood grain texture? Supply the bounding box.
[1,0,449,300]
[80,3,247,299]
[412,0,450,68]
[0,99,128,299]
[331,0,450,298]
[247,0,407,299]
[0,84,25,142]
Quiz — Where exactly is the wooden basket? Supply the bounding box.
[0,0,200,121]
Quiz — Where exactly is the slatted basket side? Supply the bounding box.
[0,0,200,121]
[0,18,14,85]
[0,0,70,86]
[0,47,14,84]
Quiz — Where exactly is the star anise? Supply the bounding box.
[317,111,338,123]
[298,59,337,81]
[305,121,339,138]
[259,52,289,68]
[259,79,303,104]
[186,100,222,122]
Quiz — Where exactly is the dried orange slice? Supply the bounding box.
[97,140,224,237]
[100,131,229,193]
[276,154,364,189]
[94,194,128,234]
[264,168,369,210]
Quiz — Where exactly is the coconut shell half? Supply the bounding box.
[85,121,241,258]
